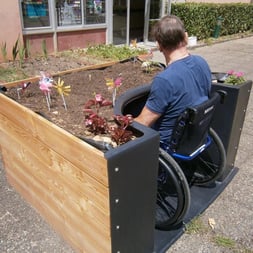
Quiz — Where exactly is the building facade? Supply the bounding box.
[0,0,251,61]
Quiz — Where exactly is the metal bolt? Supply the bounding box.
[115,167,119,172]
[116,225,120,230]
[115,198,119,203]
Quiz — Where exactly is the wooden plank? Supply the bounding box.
[5,171,84,253]
[3,61,119,88]
[3,150,112,253]
[5,156,111,241]
[0,122,109,211]
[0,80,115,252]
[5,167,112,253]
[0,96,109,186]
[0,124,110,225]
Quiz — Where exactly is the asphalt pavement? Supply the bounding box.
[1,36,253,253]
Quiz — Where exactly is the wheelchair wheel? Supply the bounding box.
[191,128,226,186]
[156,148,191,230]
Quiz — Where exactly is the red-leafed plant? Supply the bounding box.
[84,93,112,135]
[83,93,134,147]
[110,114,134,145]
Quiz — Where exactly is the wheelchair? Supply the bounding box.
[89,83,227,231]
[155,90,227,230]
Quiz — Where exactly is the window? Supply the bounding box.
[21,0,50,28]
[56,0,105,27]
[21,0,106,30]
[84,0,106,25]
[56,0,82,26]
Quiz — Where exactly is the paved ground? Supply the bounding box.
[1,36,253,253]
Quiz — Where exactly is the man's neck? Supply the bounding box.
[165,47,189,66]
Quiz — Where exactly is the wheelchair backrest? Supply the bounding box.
[168,90,226,156]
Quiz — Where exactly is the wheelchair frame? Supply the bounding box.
[156,90,227,230]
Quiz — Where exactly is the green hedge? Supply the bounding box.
[171,3,253,40]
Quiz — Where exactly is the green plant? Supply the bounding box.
[185,216,208,234]
[12,38,19,61]
[225,70,246,85]
[0,67,28,82]
[213,235,236,249]
[1,42,8,62]
[171,3,253,40]
[25,39,31,58]
[86,44,147,61]
[42,39,48,59]
[18,44,26,68]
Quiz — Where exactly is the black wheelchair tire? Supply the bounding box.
[155,148,191,230]
[191,128,226,186]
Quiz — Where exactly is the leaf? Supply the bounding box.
[208,218,216,230]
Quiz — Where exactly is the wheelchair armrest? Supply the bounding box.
[216,90,227,104]
[187,108,197,124]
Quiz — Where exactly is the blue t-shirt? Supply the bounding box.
[146,55,211,144]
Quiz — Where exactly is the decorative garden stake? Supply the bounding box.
[39,71,53,111]
[53,77,71,110]
[105,75,122,106]
[16,82,31,99]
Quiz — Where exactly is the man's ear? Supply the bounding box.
[156,41,163,52]
[185,32,189,44]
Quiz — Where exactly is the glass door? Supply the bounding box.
[112,0,146,45]
[129,1,145,43]
[113,0,128,45]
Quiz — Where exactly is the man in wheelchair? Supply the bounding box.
[135,15,226,230]
[135,15,211,147]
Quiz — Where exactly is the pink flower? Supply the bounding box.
[235,71,244,77]
[95,94,103,102]
[227,70,234,75]
[225,70,246,85]
[114,77,122,87]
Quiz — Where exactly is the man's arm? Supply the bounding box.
[134,106,161,127]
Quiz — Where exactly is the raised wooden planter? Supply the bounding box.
[0,82,159,252]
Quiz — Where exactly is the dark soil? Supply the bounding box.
[5,60,163,144]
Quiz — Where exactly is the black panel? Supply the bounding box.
[106,124,159,253]
[211,81,252,178]
[112,80,250,252]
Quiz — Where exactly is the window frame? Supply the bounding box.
[20,0,107,34]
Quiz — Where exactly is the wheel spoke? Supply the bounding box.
[155,150,190,230]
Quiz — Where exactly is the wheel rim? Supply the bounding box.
[155,150,191,230]
[190,128,226,185]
